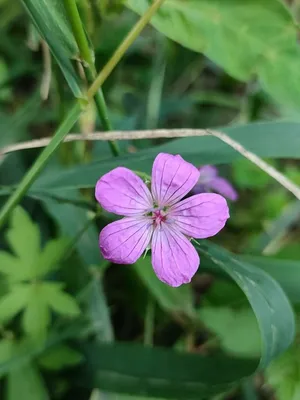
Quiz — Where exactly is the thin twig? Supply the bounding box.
[1,128,300,201]
[0,129,208,155]
[206,129,300,200]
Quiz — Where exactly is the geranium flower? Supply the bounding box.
[95,153,229,287]
[191,165,238,201]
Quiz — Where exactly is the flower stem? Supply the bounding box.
[87,0,166,99]
[63,0,119,156]
[0,102,81,228]
[0,0,166,227]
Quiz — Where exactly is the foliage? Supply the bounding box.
[0,0,300,399]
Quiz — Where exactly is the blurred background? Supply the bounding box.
[0,0,300,399]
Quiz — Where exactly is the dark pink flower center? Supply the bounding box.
[152,209,167,225]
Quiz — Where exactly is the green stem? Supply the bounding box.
[146,34,166,129]
[0,102,81,228]
[87,0,166,99]
[63,0,119,156]
[0,0,166,227]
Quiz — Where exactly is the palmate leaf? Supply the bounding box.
[35,237,69,278]
[6,206,40,274]
[41,282,80,317]
[38,344,83,371]
[0,338,50,399]
[0,284,30,322]
[0,206,69,282]
[126,0,300,110]
[6,363,49,400]
[22,285,51,340]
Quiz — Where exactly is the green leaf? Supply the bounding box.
[22,284,51,339]
[0,338,15,363]
[0,251,24,281]
[239,255,300,305]
[199,307,261,358]
[38,344,83,371]
[42,282,80,317]
[0,285,30,322]
[21,0,83,98]
[28,121,300,193]
[80,342,256,398]
[266,344,300,400]
[197,242,295,369]
[134,257,194,318]
[6,206,40,271]
[126,0,300,110]
[35,237,69,277]
[43,194,113,341]
[6,363,49,400]
[0,321,86,377]
[232,158,274,189]
[0,98,81,230]
[249,201,300,253]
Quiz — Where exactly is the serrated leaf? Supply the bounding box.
[22,284,51,339]
[21,0,83,98]
[42,282,80,317]
[126,0,300,109]
[199,307,261,359]
[6,206,40,275]
[0,285,30,322]
[35,237,69,278]
[38,344,83,371]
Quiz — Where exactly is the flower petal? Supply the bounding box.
[209,177,238,201]
[198,165,218,183]
[99,217,153,264]
[95,167,153,216]
[169,193,229,239]
[151,223,199,287]
[151,153,200,207]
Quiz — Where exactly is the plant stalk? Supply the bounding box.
[0,0,166,228]
[87,0,166,99]
[0,102,81,228]
[63,0,119,156]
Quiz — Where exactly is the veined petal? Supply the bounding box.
[151,153,199,207]
[209,177,238,201]
[95,167,153,216]
[99,217,153,264]
[169,193,229,239]
[151,223,199,287]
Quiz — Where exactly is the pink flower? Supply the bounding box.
[95,153,229,287]
[191,165,238,201]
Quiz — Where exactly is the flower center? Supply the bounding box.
[152,209,167,225]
